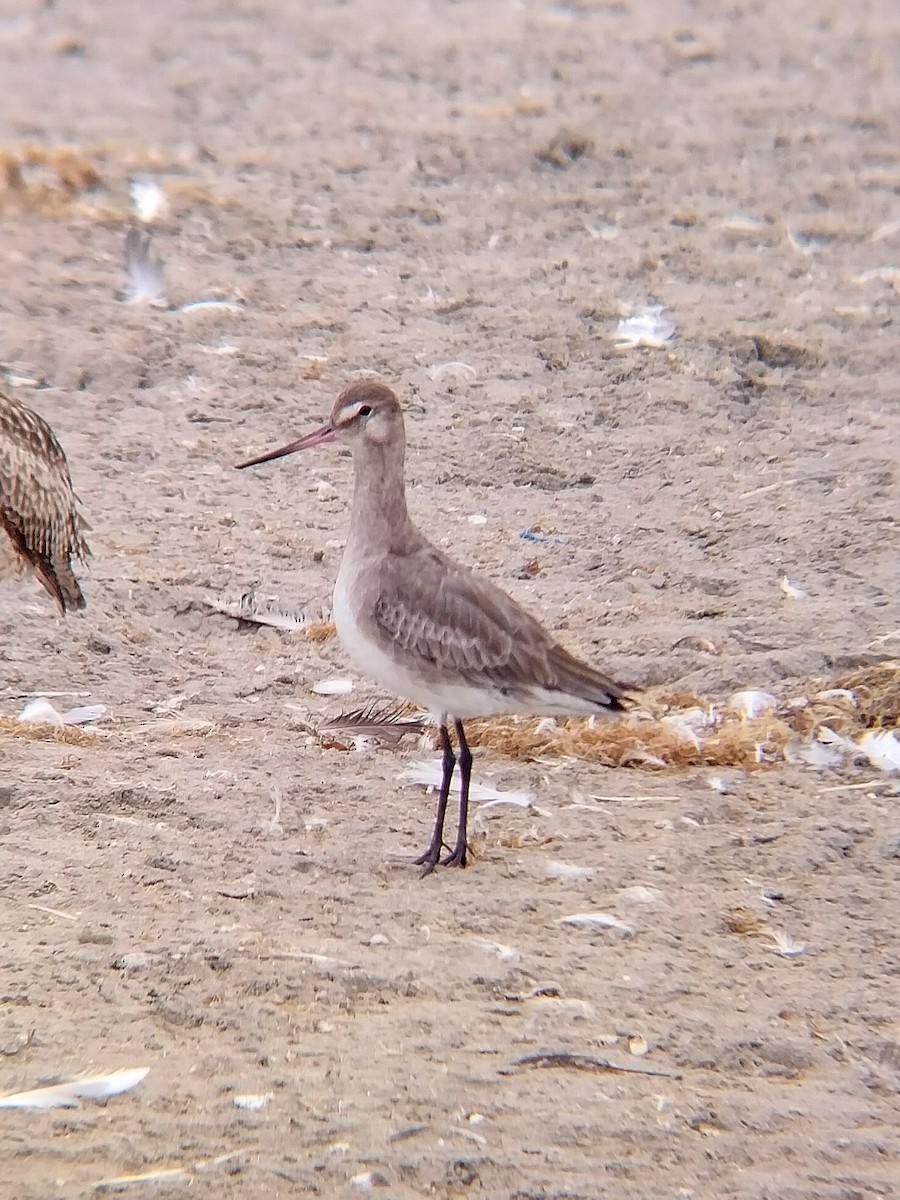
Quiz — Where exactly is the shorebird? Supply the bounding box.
[0,387,89,613]
[238,382,629,872]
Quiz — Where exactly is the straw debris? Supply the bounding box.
[0,715,98,747]
[769,667,890,736]
[3,663,895,772]
[0,145,102,216]
[465,663,899,771]
[467,709,790,769]
[305,620,337,643]
[723,907,767,936]
[1,142,226,221]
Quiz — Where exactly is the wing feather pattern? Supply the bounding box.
[0,389,90,612]
[373,546,626,711]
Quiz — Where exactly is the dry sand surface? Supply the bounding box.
[1,1,899,1196]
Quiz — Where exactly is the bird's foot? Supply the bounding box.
[441,842,468,869]
[414,841,447,876]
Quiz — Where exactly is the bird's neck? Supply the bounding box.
[347,438,416,555]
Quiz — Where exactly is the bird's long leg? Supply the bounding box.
[442,720,472,868]
[414,722,456,875]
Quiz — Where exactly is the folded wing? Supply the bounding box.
[0,390,90,612]
[374,545,626,711]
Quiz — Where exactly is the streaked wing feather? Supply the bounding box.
[0,390,90,611]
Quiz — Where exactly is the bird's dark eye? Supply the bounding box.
[358,405,372,417]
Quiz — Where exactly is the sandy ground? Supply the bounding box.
[1,1,899,1196]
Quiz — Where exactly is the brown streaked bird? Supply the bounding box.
[0,387,89,613]
[238,382,630,873]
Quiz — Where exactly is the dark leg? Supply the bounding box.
[442,720,472,867]
[414,723,455,875]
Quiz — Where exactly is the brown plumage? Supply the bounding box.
[0,387,89,612]
[238,381,632,873]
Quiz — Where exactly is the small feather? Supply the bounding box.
[400,761,534,806]
[427,361,477,382]
[94,1167,189,1187]
[62,703,105,725]
[0,1066,148,1109]
[768,930,806,956]
[857,730,900,773]
[233,1092,273,1110]
[17,698,105,727]
[321,703,426,744]
[611,304,677,349]
[660,706,714,749]
[17,697,64,727]
[730,689,778,719]
[618,748,668,769]
[780,575,809,599]
[784,738,845,769]
[203,590,330,631]
[122,227,168,307]
[312,678,354,696]
[129,178,169,223]
[177,299,244,315]
[557,912,634,935]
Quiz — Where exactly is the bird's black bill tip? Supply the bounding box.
[234,424,338,471]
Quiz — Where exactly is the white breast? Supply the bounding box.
[332,563,508,720]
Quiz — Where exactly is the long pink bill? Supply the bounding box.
[235,423,337,469]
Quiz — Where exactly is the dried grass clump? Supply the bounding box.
[830,662,900,726]
[165,180,232,212]
[0,716,97,747]
[787,661,900,737]
[723,907,767,936]
[0,143,225,222]
[467,705,790,770]
[304,620,337,643]
[466,662,900,771]
[0,145,103,216]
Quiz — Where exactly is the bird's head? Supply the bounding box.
[236,381,403,469]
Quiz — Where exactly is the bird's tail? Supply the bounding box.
[3,518,86,612]
[548,643,636,712]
